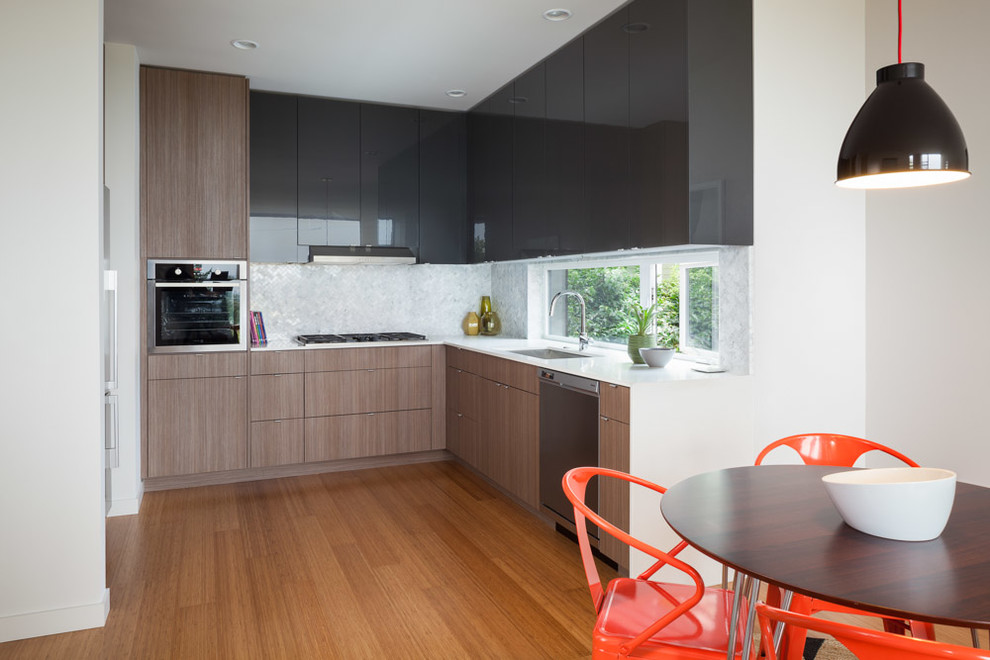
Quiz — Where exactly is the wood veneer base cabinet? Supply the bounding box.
[600,383,631,569]
[141,66,248,259]
[303,345,434,463]
[147,374,248,477]
[445,347,539,508]
[145,351,249,478]
[248,350,305,468]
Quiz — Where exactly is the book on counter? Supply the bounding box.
[250,311,267,346]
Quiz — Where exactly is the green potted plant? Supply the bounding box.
[625,302,658,364]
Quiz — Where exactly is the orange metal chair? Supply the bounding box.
[755,433,934,659]
[756,603,990,660]
[562,466,748,659]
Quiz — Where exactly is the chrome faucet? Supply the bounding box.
[549,290,590,351]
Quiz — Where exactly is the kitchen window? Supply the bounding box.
[545,252,720,362]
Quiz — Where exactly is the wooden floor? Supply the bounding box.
[0,460,610,660]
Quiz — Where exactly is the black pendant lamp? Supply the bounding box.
[836,0,969,189]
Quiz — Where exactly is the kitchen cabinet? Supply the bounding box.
[512,63,551,257]
[146,352,249,478]
[249,350,305,467]
[296,96,362,247]
[687,0,753,245]
[599,383,630,568]
[583,7,631,253]
[140,66,248,259]
[419,110,468,263]
[545,38,586,254]
[464,0,752,261]
[360,103,420,252]
[467,84,514,262]
[250,95,467,263]
[628,0,689,248]
[445,347,539,508]
[249,92,305,263]
[303,346,434,462]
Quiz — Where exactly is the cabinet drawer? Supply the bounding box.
[250,373,304,421]
[148,351,248,380]
[446,347,538,394]
[304,346,432,372]
[250,419,304,467]
[305,366,432,417]
[250,350,305,375]
[304,409,432,462]
[600,382,630,423]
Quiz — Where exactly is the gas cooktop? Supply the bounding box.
[295,332,427,345]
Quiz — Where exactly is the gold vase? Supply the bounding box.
[462,311,480,336]
[480,310,501,336]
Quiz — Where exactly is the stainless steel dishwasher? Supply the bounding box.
[538,368,600,538]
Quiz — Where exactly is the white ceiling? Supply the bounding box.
[104,0,627,111]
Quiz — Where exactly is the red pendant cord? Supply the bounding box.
[898,0,903,63]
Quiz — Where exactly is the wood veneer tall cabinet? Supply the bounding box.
[141,66,249,259]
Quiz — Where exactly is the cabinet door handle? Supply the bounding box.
[274,419,282,423]
[608,383,618,388]
[367,369,376,373]
[274,373,282,377]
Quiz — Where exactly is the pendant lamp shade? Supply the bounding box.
[836,62,969,189]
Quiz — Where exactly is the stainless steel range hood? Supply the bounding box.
[308,245,416,265]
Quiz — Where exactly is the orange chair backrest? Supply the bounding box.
[755,433,919,468]
[757,603,990,660]
[561,467,701,608]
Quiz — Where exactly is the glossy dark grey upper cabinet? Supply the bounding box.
[468,84,514,262]
[583,7,631,253]
[629,0,689,248]
[545,38,586,254]
[360,104,420,252]
[297,97,361,247]
[687,0,753,245]
[419,110,467,264]
[512,63,552,257]
[250,92,304,263]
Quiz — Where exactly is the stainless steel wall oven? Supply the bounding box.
[147,260,247,353]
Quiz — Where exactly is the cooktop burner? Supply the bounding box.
[295,332,427,345]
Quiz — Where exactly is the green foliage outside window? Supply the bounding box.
[563,266,640,344]
[685,267,717,350]
[655,273,680,350]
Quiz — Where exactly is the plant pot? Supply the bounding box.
[627,334,656,364]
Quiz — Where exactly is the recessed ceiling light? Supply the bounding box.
[543,8,572,21]
[446,89,467,98]
[230,39,259,50]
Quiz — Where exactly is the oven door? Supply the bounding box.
[148,281,247,353]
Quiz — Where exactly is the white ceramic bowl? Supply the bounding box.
[640,347,675,368]
[822,467,956,542]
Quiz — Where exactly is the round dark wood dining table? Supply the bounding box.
[660,465,990,628]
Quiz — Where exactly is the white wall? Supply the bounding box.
[104,43,144,516]
[0,0,109,642]
[865,1,990,482]
[751,1,868,450]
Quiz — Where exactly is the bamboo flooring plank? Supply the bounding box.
[0,461,602,659]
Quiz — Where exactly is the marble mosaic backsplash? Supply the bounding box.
[250,245,750,373]
[250,263,496,341]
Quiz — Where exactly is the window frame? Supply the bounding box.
[541,250,720,362]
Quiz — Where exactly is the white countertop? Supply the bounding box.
[253,334,742,387]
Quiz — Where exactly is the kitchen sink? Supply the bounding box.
[509,348,600,360]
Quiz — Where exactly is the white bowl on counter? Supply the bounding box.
[822,467,956,542]
[639,347,675,368]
